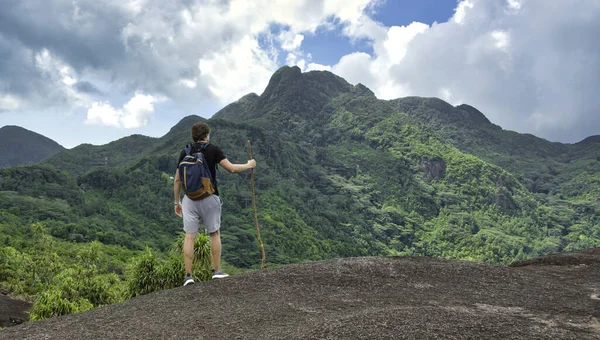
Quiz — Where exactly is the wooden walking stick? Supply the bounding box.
[248,140,266,270]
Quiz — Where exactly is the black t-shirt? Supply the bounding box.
[177,142,226,196]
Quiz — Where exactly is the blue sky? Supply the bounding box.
[373,0,458,27]
[300,0,458,66]
[1,0,599,147]
[299,25,373,66]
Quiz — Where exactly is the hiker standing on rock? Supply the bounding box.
[174,122,256,286]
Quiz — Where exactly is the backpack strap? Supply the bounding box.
[184,143,193,156]
[196,142,215,184]
[184,142,208,157]
[197,142,209,152]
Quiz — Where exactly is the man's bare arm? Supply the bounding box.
[219,158,256,173]
[174,168,182,217]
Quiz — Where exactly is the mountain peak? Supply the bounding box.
[0,125,49,136]
[260,65,303,94]
[214,66,354,125]
[0,125,20,131]
[575,135,600,145]
[455,104,493,125]
[164,115,207,137]
[262,65,350,99]
[0,125,64,168]
[272,65,303,79]
[238,92,260,102]
[353,83,375,97]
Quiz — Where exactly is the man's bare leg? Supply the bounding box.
[184,232,196,274]
[210,230,221,271]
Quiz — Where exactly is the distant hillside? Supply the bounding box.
[43,134,159,177]
[0,126,64,168]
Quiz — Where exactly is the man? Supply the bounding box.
[174,122,256,286]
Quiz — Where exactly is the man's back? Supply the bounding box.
[177,142,226,196]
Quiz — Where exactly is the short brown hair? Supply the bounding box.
[191,122,210,142]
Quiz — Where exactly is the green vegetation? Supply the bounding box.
[0,66,598,323]
[127,234,212,298]
[0,221,213,321]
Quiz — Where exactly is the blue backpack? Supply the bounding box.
[178,142,215,200]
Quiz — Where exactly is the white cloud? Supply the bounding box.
[0,94,22,111]
[279,31,305,51]
[306,63,332,72]
[198,35,278,104]
[323,0,600,142]
[491,30,510,52]
[179,79,197,89]
[380,22,429,64]
[507,0,521,11]
[4,0,600,143]
[332,52,374,84]
[33,49,92,110]
[86,102,121,127]
[330,21,428,100]
[125,0,147,14]
[453,0,474,25]
[286,53,308,71]
[116,0,377,105]
[2,0,378,118]
[439,88,453,102]
[121,92,161,128]
[60,67,77,86]
[342,12,387,42]
[86,92,163,128]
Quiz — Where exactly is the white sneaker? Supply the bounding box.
[183,273,195,286]
[212,269,229,279]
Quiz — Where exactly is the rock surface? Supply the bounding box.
[0,293,31,328]
[1,249,599,339]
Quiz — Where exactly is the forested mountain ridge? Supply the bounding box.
[0,125,64,168]
[43,134,159,177]
[3,65,598,263]
[216,66,599,199]
[1,65,598,325]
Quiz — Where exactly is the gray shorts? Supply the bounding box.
[182,194,222,234]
